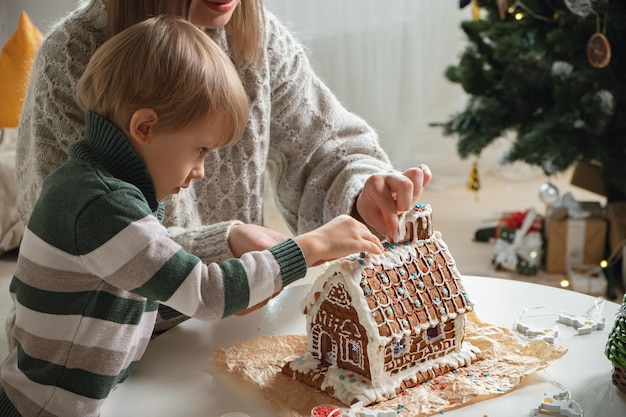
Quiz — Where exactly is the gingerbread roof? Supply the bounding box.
[303,204,473,344]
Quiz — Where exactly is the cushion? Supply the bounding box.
[0,12,43,128]
[0,128,23,254]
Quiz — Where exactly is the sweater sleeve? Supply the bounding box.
[76,190,307,320]
[16,23,98,223]
[263,12,393,235]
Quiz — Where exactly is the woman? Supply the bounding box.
[17,0,431,317]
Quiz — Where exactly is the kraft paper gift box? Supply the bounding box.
[544,202,607,274]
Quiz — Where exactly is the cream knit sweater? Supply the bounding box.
[17,0,392,263]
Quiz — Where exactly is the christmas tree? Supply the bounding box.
[605,295,626,392]
[443,0,626,201]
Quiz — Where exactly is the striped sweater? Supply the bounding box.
[0,112,307,416]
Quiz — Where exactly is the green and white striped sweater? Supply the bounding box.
[0,112,307,416]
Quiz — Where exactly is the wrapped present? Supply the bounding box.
[492,208,542,275]
[567,265,606,296]
[544,193,607,274]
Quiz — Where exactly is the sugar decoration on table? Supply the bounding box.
[557,313,605,335]
[514,322,559,344]
[530,390,583,417]
[512,297,606,344]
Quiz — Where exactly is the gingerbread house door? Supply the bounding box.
[320,331,338,364]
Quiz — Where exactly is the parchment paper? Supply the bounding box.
[212,311,567,416]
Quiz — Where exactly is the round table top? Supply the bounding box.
[103,275,626,417]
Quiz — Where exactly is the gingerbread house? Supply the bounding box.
[282,204,481,405]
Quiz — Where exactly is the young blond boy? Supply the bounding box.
[0,16,382,417]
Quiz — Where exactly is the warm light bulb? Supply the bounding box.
[515,12,524,20]
[600,259,608,268]
[530,251,538,259]
[560,279,570,288]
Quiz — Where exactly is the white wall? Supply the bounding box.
[1,0,81,46]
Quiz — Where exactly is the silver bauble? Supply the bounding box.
[538,181,560,205]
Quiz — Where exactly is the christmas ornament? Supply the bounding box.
[605,295,626,393]
[472,0,481,20]
[538,181,559,206]
[587,11,611,68]
[564,0,594,18]
[467,161,480,192]
[497,0,508,20]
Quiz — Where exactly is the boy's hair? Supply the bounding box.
[104,0,265,68]
[77,15,249,146]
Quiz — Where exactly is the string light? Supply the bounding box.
[507,0,556,22]
[560,279,570,288]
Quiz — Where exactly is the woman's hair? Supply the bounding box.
[104,0,265,67]
[224,0,265,67]
[77,15,249,146]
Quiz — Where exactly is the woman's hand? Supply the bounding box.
[355,165,432,242]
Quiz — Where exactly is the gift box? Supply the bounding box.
[567,265,606,296]
[544,200,607,274]
[570,161,606,196]
[492,209,543,275]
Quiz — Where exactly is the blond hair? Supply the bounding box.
[104,0,265,67]
[77,15,249,146]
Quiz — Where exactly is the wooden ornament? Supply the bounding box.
[587,32,611,68]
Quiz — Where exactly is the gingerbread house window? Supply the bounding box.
[392,338,409,357]
[426,324,442,342]
[346,340,362,366]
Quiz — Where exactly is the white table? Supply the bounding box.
[103,275,626,417]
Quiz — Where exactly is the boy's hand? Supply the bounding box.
[229,223,290,257]
[355,165,432,242]
[294,215,384,266]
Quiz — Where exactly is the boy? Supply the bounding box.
[0,16,383,416]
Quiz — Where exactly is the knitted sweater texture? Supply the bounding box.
[17,0,392,264]
[0,112,306,417]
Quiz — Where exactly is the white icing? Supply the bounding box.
[305,342,481,405]
[294,204,480,404]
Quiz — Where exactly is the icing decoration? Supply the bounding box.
[348,401,396,417]
[284,204,481,406]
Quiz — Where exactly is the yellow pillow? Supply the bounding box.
[0,12,43,128]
